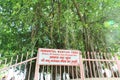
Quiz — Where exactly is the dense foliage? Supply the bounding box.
[0,0,120,58]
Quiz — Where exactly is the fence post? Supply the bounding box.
[115,56,120,73]
[80,55,85,80]
[34,52,40,80]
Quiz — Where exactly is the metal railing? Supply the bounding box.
[0,53,36,80]
[82,52,120,80]
[1,50,120,80]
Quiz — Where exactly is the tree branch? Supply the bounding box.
[72,0,85,23]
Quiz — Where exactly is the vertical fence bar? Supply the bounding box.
[80,55,85,80]
[91,52,96,77]
[87,52,92,78]
[16,55,18,64]
[19,54,24,69]
[60,65,61,80]
[10,57,13,66]
[110,54,119,77]
[115,56,120,74]
[23,52,29,80]
[56,65,57,80]
[68,66,70,77]
[76,66,78,79]
[34,51,39,80]
[101,53,106,78]
[63,65,65,80]
[28,61,32,80]
[84,52,89,78]
[94,52,100,78]
[72,66,74,79]
[51,65,53,80]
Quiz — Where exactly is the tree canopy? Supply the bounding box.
[0,0,120,58]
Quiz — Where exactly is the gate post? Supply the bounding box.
[34,52,40,80]
[80,55,85,80]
